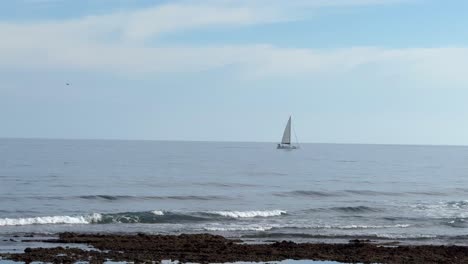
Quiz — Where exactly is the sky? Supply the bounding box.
[2,0,468,145]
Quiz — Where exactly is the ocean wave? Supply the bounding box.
[304,206,383,214]
[244,232,433,240]
[204,223,411,232]
[344,190,399,196]
[375,233,437,239]
[407,191,447,196]
[276,190,450,199]
[193,182,258,188]
[0,209,286,226]
[271,224,410,230]
[99,211,208,224]
[0,213,102,226]
[446,200,468,208]
[79,195,129,201]
[330,206,382,213]
[334,224,410,229]
[275,190,339,197]
[76,195,228,201]
[207,210,286,218]
[204,225,276,232]
[2,195,231,201]
[444,218,468,228]
[411,200,468,219]
[152,210,164,216]
[0,212,205,226]
[335,160,358,163]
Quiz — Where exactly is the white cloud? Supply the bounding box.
[6,0,410,42]
[1,0,466,85]
[118,5,274,42]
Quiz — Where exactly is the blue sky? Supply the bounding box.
[2,0,468,144]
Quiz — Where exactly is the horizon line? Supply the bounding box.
[1,136,467,148]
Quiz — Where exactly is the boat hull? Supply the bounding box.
[277,144,298,150]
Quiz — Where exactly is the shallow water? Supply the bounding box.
[1,138,468,245]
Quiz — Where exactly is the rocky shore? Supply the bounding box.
[2,233,468,263]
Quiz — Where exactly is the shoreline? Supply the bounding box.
[2,233,468,263]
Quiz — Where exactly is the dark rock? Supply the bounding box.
[349,239,371,243]
[1,233,468,264]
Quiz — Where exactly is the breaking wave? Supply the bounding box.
[204,225,276,232]
[207,210,286,218]
[203,223,409,232]
[411,200,468,219]
[0,213,102,226]
[151,210,164,216]
[333,224,410,229]
[0,209,286,226]
[244,232,435,240]
[271,224,410,230]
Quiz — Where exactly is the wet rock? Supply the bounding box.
[2,233,468,263]
[349,239,371,244]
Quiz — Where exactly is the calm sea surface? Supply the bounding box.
[2,138,468,247]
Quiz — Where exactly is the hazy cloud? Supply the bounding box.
[2,0,463,85]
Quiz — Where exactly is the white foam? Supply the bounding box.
[376,233,436,239]
[151,210,165,216]
[209,210,286,218]
[0,213,102,226]
[203,223,409,232]
[204,225,276,232]
[412,201,468,218]
[270,223,411,230]
[335,224,410,229]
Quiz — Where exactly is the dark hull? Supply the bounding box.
[277,144,298,149]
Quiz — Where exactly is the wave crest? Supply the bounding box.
[0,209,286,226]
[204,225,276,232]
[332,206,382,213]
[0,213,102,226]
[208,210,286,218]
[151,210,164,216]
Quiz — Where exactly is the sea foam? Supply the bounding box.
[0,213,102,226]
[412,200,468,219]
[335,224,410,229]
[203,225,276,232]
[209,210,286,218]
[151,210,165,216]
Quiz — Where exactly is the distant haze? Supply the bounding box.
[1,0,468,145]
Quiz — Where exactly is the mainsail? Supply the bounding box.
[281,116,291,145]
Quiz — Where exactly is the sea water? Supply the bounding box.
[1,138,468,246]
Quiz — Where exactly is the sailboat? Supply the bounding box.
[277,116,299,149]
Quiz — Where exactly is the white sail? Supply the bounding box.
[281,116,291,144]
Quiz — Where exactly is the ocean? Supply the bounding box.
[1,138,468,249]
